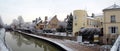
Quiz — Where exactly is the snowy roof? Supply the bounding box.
[36,20,42,24]
[94,15,103,18]
[103,4,120,11]
[86,16,95,20]
[95,15,103,17]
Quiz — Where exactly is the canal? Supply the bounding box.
[5,31,61,51]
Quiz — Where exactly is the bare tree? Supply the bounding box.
[18,16,24,28]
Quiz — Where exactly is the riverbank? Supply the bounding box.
[15,30,100,51]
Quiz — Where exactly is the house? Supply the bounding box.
[47,15,60,30]
[35,18,44,30]
[94,15,104,28]
[73,10,103,36]
[103,4,120,44]
[73,10,88,36]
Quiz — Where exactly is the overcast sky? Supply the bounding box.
[0,0,120,24]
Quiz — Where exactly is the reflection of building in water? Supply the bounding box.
[10,32,33,47]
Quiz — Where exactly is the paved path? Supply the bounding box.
[50,39,100,51]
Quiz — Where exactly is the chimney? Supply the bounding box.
[91,13,95,17]
[45,16,48,21]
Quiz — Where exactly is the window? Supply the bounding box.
[75,23,77,26]
[109,27,118,34]
[111,15,116,23]
[74,16,77,22]
[111,27,116,33]
[101,22,103,25]
[74,16,77,19]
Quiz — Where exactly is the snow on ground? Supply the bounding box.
[44,32,73,37]
[0,28,9,51]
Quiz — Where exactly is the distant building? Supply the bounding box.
[103,4,120,44]
[86,16,99,28]
[73,10,103,36]
[94,15,104,28]
[73,10,88,36]
[36,23,44,30]
[35,19,44,30]
[47,15,60,29]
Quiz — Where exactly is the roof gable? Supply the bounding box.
[49,15,59,24]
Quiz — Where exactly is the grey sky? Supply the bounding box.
[0,0,120,24]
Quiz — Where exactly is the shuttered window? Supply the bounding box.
[109,26,118,34]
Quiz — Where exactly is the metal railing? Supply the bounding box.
[111,35,120,51]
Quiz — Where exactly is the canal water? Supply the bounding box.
[5,32,61,51]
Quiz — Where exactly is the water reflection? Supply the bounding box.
[5,32,60,51]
